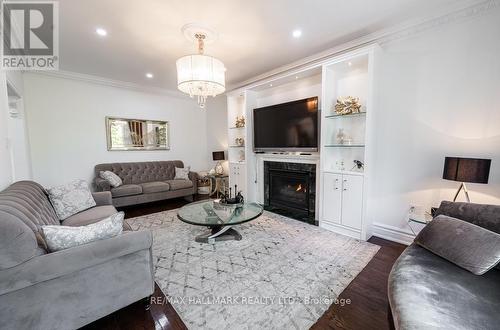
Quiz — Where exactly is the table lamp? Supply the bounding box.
[442,157,491,202]
[212,151,225,175]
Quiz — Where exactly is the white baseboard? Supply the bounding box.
[371,222,414,245]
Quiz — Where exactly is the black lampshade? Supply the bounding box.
[443,157,491,184]
[212,151,225,161]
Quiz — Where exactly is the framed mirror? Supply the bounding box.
[106,117,169,151]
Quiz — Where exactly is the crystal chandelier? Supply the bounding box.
[176,25,226,108]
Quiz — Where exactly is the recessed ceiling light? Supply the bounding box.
[348,62,353,67]
[295,76,299,79]
[292,29,302,38]
[146,73,154,79]
[269,83,273,87]
[96,28,107,37]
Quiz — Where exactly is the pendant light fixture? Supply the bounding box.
[176,24,226,108]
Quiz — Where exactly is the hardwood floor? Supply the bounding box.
[83,197,407,330]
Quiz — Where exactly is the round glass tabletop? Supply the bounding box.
[177,200,263,227]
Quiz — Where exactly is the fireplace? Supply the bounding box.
[264,161,316,224]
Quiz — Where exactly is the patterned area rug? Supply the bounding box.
[127,210,379,330]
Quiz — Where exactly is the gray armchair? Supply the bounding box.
[0,181,154,330]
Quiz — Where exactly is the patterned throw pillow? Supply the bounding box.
[41,212,124,252]
[99,170,123,188]
[175,166,190,180]
[46,179,97,220]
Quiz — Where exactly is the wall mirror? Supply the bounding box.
[106,117,169,151]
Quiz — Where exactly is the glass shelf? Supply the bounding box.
[324,144,365,148]
[229,145,245,148]
[325,112,366,119]
[229,126,245,129]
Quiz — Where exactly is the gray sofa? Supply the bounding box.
[0,181,154,330]
[388,201,500,330]
[94,160,198,207]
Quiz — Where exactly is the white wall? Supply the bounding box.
[23,73,219,188]
[370,8,500,241]
[255,74,322,108]
[205,95,229,173]
[0,71,13,190]
[6,71,32,182]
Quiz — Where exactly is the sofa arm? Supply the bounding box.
[92,191,113,206]
[0,230,153,296]
[189,171,198,193]
[95,177,111,192]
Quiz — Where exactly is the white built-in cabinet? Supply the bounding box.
[226,45,379,241]
[229,163,246,195]
[323,172,363,230]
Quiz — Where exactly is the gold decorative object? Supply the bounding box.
[235,137,245,146]
[235,116,245,128]
[334,96,362,115]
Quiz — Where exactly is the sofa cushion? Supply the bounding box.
[389,244,500,330]
[95,161,184,184]
[111,184,142,197]
[175,166,190,180]
[0,211,38,270]
[41,212,124,252]
[46,180,96,220]
[415,215,500,275]
[165,179,193,191]
[62,205,117,227]
[99,170,123,188]
[140,181,170,194]
[435,201,500,234]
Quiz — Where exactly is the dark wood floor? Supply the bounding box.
[83,197,407,330]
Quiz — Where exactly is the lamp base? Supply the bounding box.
[453,182,471,203]
[215,162,224,175]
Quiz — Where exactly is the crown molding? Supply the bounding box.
[26,70,187,99]
[230,0,499,92]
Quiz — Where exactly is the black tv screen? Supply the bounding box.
[253,97,319,152]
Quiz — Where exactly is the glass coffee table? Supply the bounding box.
[177,200,263,243]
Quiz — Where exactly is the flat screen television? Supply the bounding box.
[253,97,319,152]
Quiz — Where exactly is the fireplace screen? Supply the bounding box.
[264,161,316,224]
[269,172,309,211]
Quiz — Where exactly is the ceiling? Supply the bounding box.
[58,0,471,91]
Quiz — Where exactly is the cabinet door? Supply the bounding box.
[229,164,238,190]
[237,164,246,196]
[341,175,363,230]
[322,173,342,224]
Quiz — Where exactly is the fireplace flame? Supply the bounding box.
[296,184,303,192]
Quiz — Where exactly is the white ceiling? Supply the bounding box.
[58,0,470,91]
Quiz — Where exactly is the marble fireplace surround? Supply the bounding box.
[255,153,320,223]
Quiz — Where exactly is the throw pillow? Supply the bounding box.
[175,166,190,180]
[415,215,500,275]
[46,179,96,220]
[41,212,124,252]
[99,170,123,188]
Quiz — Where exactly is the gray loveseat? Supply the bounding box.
[0,181,154,330]
[388,201,500,329]
[95,160,198,207]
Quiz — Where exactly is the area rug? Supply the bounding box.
[127,209,379,330]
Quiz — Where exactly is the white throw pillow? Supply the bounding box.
[46,179,96,220]
[99,170,123,188]
[175,166,190,180]
[41,212,124,252]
